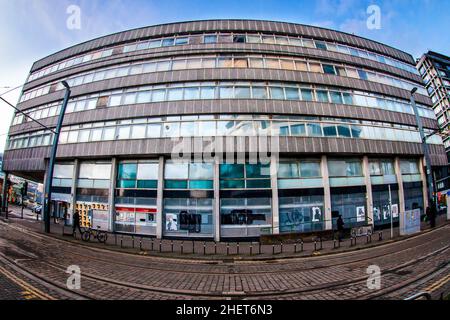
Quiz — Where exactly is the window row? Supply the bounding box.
[13,81,435,127]
[21,53,427,102]
[7,115,442,151]
[28,31,418,82]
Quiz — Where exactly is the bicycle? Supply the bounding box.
[81,226,108,243]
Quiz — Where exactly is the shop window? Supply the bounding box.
[203,35,217,44]
[233,34,246,43]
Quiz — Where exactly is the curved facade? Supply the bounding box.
[3,20,446,240]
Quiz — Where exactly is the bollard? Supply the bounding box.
[120,235,123,248]
[378,232,383,241]
[314,240,317,251]
[333,239,337,249]
[320,237,323,250]
[259,242,262,254]
[280,242,283,254]
[294,241,298,253]
[132,236,135,248]
[369,234,372,243]
[159,240,162,253]
[151,239,154,251]
[214,242,217,255]
[192,240,195,254]
[171,240,174,253]
[203,241,206,255]
[237,242,240,255]
[114,234,117,246]
[181,241,184,254]
[250,244,253,255]
[139,238,142,251]
[301,239,304,252]
[226,243,229,255]
[272,244,275,255]
[366,235,369,244]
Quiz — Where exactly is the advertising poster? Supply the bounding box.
[311,207,322,222]
[401,208,421,235]
[356,206,365,222]
[166,213,178,231]
[391,204,399,218]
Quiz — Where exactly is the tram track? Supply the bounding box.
[0,221,448,299]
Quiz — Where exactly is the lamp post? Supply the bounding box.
[410,87,435,209]
[43,81,71,233]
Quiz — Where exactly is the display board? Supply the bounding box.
[400,208,421,235]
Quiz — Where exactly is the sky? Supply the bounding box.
[0,0,449,152]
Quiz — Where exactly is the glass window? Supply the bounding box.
[285,87,300,100]
[330,92,343,104]
[220,164,244,179]
[172,59,186,70]
[316,90,329,102]
[131,125,146,139]
[201,87,215,99]
[175,37,188,45]
[369,161,382,176]
[323,64,336,75]
[342,93,353,105]
[280,59,295,70]
[337,125,351,137]
[103,127,116,140]
[137,91,151,104]
[309,63,322,73]
[270,87,285,99]
[300,162,321,177]
[219,87,234,99]
[290,124,306,136]
[307,123,322,136]
[252,87,267,99]
[78,129,90,142]
[165,163,189,179]
[117,126,131,139]
[233,35,246,43]
[151,89,165,102]
[180,122,195,136]
[234,58,248,68]
[249,58,264,68]
[358,69,368,80]
[315,41,327,50]
[162,122,179,137]
[123,93,136,105]
[162,38,175,46]
[235,86,251,99]
[323,124,338,136]
[109,95,122,107]
[246,164,270,178]
[156,61,171,71]
[295,61,308,71]
[147,124,161,138]
[217,57,233,68]
[266,59,280,69]
[301,89,313,101]
[118,163,137,180]
[91,128,103,141]
[198,121,216,136]
[167,88,184,101]
[278,163,299,178]
[184,87,200,100]
[137,163,158,180]
[203,35,217,44]
[190,163,214,179]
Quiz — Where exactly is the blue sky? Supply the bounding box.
[0,0,449,152]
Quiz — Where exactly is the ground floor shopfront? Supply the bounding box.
[43,155,428,241]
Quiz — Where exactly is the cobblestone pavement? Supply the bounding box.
[0,211,448,300]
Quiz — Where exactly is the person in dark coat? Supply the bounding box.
[428,201,437,228]
[336,214,345,241]
[72,210,82,235]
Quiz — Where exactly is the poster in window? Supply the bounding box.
[373,207,381,221]
[356,206,366,222]
[311,207,322,222]
[391,204,399,218]
[166,213,178,231]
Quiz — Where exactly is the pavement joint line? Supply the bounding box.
[0,265,54,300]
[7,236,448,299]
[0,252,89,300]
[2,218,449,263]
[2,221,449,277]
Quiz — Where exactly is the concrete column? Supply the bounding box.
[419,157,429,210]
[270,154,279,235]
[70,159,79,225]
[394,157,406,234]
[321,155,332,230]
[213,157,220,241]
[362,156,374,226]
[107,158,117,232]
[156,156,164,239]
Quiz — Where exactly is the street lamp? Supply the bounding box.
[43,81,71,233]
[410,87,435,210]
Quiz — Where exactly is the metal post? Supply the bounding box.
[410,88,435,209]
[43,82,71,233]
[389,184,393,239]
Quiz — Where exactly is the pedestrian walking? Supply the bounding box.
[72,210,82,236]
[336,214,345,241]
